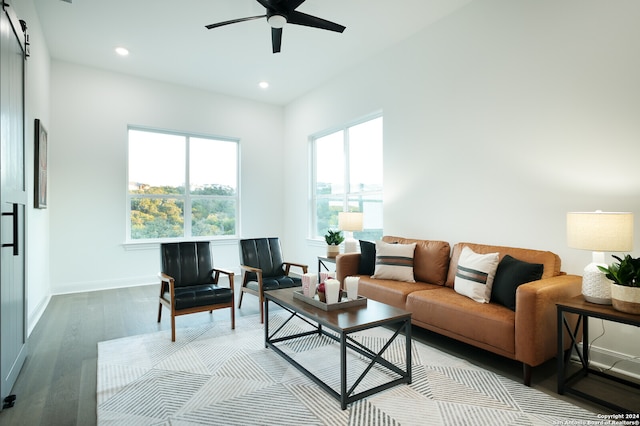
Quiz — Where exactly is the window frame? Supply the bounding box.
[310,113,383,241]
[126,126,240,243]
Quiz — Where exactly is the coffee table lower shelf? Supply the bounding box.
[264,288,412,410]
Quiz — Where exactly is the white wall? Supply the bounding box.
[13,0,52,334]
[20,0,640,377]
[284,0,640,374]
[49,62,285,294]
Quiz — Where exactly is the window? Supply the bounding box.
[312,115,383,241]
[127,128,238,241]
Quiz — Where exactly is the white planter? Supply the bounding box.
[326,244,340,258]
[611,283,640,315]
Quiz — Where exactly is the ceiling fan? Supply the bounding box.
[205,0,346,53]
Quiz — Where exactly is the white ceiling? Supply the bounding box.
[33,0,471,105]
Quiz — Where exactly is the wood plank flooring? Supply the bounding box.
[0,285,635,425]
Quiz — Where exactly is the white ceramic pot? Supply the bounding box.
[611,283,640,315]
[327,244,340,258]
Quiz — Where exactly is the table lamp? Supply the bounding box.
[339,212,363,253]
[567,211,634,304]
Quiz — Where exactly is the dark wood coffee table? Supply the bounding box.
[264,287,412,410]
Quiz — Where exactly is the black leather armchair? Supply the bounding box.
[238,237,308,323]
[158,241,234,341]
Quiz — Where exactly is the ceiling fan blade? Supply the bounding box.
[287,11,345,33]
[255,0,274,8]
[271,27,283,53]
[287,0,307,9]
[205,15,265,30]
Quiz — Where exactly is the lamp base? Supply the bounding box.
[582,262,612,305]
[344,237,358,253]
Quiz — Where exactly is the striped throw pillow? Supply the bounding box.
[372,241,417,282]
[454,246,500,303]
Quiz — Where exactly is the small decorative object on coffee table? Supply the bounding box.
[598,254,640,314]
[301,273,317,298]
[345,276,360,300]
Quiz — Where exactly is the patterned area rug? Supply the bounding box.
[98,313,596,425]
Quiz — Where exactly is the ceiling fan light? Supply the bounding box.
[268,15,286,29]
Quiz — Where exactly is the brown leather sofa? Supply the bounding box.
[335,236,582,386]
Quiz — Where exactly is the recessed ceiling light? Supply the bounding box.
[259,81,269,89]
[115,47,129,56]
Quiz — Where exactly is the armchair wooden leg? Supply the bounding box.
[238,289,244,308]
[231,305,235,330]
[259,292,264,324]
[157,303,163,323]
[171,315,176,342]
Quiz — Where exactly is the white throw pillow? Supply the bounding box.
[372,241,417,282]
[454,246,500,303]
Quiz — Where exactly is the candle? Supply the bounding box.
[345,276,360,300]
[320,271,333,283]
[302,273,317,297]
[324,278,341,304]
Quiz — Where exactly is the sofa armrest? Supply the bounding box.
[336,253,361,284]
[515,274,582,367]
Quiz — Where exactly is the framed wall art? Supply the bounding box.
[34,118,48,208]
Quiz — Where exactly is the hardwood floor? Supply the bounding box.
[0,285,635,425]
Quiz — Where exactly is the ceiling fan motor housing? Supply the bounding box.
[267,13,287,29]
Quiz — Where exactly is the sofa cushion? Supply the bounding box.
[454,247,499,303]
[358,240,376,275]
[169,284,233,310]
[446,242,561,288]
[357,275,442,310]
[372,241,416,282]
[382,236,450,285]
[406,287,516,355]
[491,255,544,310]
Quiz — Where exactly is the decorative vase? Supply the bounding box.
[611,284,640,314]
[327,244,340,258]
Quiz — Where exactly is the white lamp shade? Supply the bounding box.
[338,212,363,232]
[567,211,633,252]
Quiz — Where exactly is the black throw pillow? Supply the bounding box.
[491,255,544,311]
[358,240,376,275]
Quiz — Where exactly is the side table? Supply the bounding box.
[557,296,640,413]
[317,255,336,275]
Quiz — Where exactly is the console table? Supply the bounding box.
[557,296,640,413]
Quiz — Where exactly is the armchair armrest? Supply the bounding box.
[212,267,235,290]
[158,272,176,297]
[284,262,308,276]
[515,274,583,367]
[240,264,261,274]
[240,264,264,291]
[336,253,361,284]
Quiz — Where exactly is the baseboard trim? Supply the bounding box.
[52,276,158,295]
[27,294,52,337]
[575,343,640,381]
[52,272,241,296]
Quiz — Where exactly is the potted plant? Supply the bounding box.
[598,254,640,314]
[324,229,344,258]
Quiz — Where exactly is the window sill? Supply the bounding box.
[122,237,238,251]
